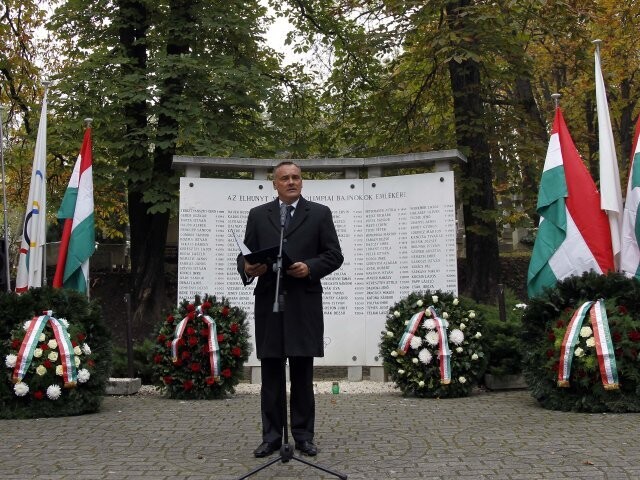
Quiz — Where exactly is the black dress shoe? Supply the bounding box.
[295,440,317,456]
[253,441,281,458]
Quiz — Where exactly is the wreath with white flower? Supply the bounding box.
[379,290,488,398]
[152,294,251,399]
[0,287,111,419]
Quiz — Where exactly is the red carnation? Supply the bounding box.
[202,302,212,310]
[163,376,173,385]
[177,338,186,347]
[217,334,225,343]
[546,349,555,358]
[186,304,195,313]
[556,320,565,329]
[87,359,95,368]
[77,333,87,342]
[547,332,555,342]
[11,339,21,350]
[157,334,167,344]
[39,343,49,351]
[613,332,623,343]
[190,363,201,373]
[201,345,210,354]
[205,376,216,386]
[221,368,232,378]
[154,354,164,364]
[44,360,53,369]
[232,347,242,357]
[186,327,196,336]
[174,359,183,367]
[71,341,78,347]
[552,361,560,372]
[230,323,239,334]
[166,315,175,324]
[618,305,629,315]
[181,351,191,361]
[187,312,196,320]
[200,328,209,337]
[33,390,44,400]
[165,340,172,348]
[221,306,230,317]
[188,336,198,346]
[628,331,640,342]
[183,380,194,391]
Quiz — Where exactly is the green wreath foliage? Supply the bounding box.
[152,294,251,399]
[0,287,111,419]
[522,272,640,412]
[380,290,488,398]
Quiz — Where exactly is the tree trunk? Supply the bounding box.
[446,0,500,303]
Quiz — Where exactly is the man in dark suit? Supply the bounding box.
[238,161,343,458]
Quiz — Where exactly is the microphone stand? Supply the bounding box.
[237,206,347,480]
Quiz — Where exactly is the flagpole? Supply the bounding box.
[0,106,10,291]
[84,117,92,300]
[41,80,50,287]
[551,93,561,108]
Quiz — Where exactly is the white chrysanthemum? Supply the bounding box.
[458,376,467,384]
[23,320,31,331]
[33,348,43,358]
[475,332,482,339]
[48,339,58,350]
[586,337,596,348]
[82,343,91,355]
[393,310,401,318]
[36,365,47,376]
[397,369,405,375]
[391,350,398,357]
[456,346,463,353]
[449,329,464,346]
[574,347,585,357]
[580,326,593,338]
[426,331,440,346]
[515,303,527,310]
[48,351,58,362]
[471,353,479,360]
[424,308,432,318]
[5,354,17,368]
[14,382,29,396]
[410,336,423,350]
[416,299,423,307]
[468,311,476,319]
[432,295,439,303]
[442,312,449,319]
[418,349,432,365]
[46,385,62,400]
[59,318,69,328]
[423,318,436,330]
[404,320,409,326]
[74,356,81,367]
[453,298,459,305]
[412,357,419,364]
[56,365,64,376]
[418,380,425,387]
[386,331,394,337]
[39,333,46,342]
[459,322,466,331]
[73,346,82,356]
[77,368,90,383]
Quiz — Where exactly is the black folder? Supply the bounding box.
[243,245,293,269]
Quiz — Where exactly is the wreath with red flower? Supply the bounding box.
[522,272,640,412]
[152,294,251,399]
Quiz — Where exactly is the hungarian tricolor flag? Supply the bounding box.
[52,127,95,293]
[527,108,614,298]
[620,116,640,279]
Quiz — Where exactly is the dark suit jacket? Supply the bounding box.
[237,197,343,358]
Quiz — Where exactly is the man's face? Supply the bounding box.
[273,164,302,204]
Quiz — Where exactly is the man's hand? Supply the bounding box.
[287,262,310,278]
[244,260,268,277]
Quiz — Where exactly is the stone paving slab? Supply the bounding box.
[1,389,639,479]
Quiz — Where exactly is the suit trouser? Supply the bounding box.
[260,356,314,444]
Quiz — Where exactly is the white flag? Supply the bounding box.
[15,87,48,292]
[595,42,623,270]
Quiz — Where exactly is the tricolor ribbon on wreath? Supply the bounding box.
[398,305,451,384]
[13,310,77,387]
[558,300,619,390]
[171,305,221,379]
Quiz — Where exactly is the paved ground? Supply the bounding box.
[1,387,639,480]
